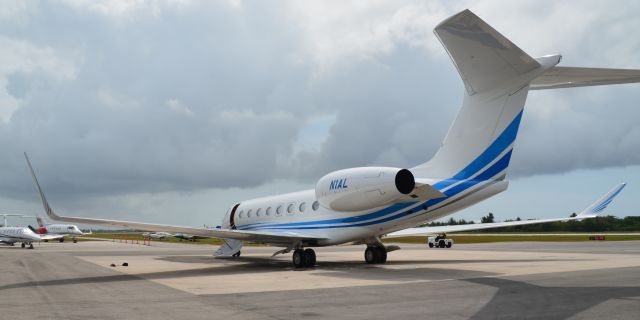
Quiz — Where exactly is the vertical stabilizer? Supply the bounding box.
[412,10,557,185]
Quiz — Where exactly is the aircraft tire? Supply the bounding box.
[293,249,305,268]
[438,240,446,248]
[73,238,78,243]
[29,243,34,249]
[365,247,376,264]
[232,251,241,258]
[59,238,65,243]
[428,243,434,248]
[21,242,25,248]
[304,248,316,267]
[375,247,387,264]
[446,242,452,248]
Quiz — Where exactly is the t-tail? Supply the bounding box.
[412,10,640,195]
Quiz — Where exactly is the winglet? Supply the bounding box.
[24,152,62,221]
[576,183,626,218]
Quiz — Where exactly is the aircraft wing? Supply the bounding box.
[530,67,640,90]
[40,234,65,241]
[386,183,626,238]
[25,153,326,245]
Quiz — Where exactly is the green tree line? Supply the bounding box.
[425,215,640,232]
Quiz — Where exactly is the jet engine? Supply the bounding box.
[315,167,415,212]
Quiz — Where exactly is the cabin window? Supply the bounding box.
[238,210,244,219]
[266,207,272,216]
[247,209,252,218]
[256,208,262,217]
[312,201,320,211]
[276,205,283,215]
[287,203,294,214]
[299,202,306,212]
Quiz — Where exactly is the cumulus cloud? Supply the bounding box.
[0,0,638,223]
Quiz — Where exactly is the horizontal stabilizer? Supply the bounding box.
[435,9,540,95]
[530,66,640,90]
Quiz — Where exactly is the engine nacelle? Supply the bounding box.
[315,167,415,212]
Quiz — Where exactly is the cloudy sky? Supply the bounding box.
[1,0,639,227]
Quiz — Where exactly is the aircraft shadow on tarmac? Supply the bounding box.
[0,256,592,290]
[0,257,637,319]
[465,274,640,320]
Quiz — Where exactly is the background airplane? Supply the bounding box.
[173,233,208,241]
[0,215,61,249]
[21,216,86,243]
[24,9,639,268]
[142,231,173,240]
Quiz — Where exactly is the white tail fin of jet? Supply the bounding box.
[411,10,640,192]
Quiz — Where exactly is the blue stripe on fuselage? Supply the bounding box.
[432,111,522,191]
[239,111,523,231]
[254,149,513,230]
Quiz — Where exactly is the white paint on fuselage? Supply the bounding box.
[0,227,41,243]
[45,224,83,236]
[224,178,508,246]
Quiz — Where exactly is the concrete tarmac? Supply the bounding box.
[1,240,639,320]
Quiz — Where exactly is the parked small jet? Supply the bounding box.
[142,232,173,240]
[25,10,638,267]
[26,216,86,243]
[0,222,62,249]
[1,214,62,248]
[173,233,208,241]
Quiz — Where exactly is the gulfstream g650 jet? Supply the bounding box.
[25,10,637,267]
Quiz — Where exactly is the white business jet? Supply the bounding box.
[25,216,86,243]
[142,231,173,240]
[25,10,638,267]
[0,215,62,249]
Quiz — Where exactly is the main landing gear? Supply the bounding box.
[364,246,387,264]
[292,248,316,268]
[21,242,34,249]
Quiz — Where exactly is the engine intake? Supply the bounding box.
[315,167,416,212]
